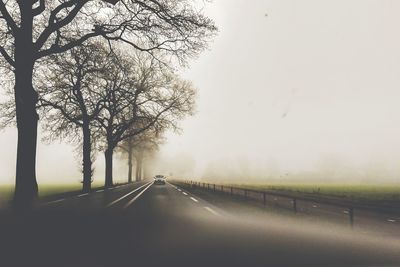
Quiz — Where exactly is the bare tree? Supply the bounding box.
[134,137,159,181]
[119,128,164,183]
[0,0,216,209]
[38,42,110,193]
[95,51,196,187]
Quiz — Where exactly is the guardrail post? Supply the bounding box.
[230,187,233,196]
[213,184,216,192]
[293,198,297,213]
[263,192,266,206]
[349,207,354,228]
[207,183,210,190]
[221,185,224,193]
[244,189,247,199]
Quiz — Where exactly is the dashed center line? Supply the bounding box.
[190,197,198,203]
[78,193,89,197]
[182,192,188,196]
[96,189,104,193]
[312,205,318,208]
[343,210,349,214]
[204,206,219,216]
[177,189,182,192]
[388,219,396,223]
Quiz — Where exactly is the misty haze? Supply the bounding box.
[0,1,400,267]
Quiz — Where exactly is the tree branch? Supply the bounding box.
[35,0,86,50]
[0,44,15,67]
[40,99,83,127]
[37,31,98,59]
[32,0,45,17]
[0,0,17,33]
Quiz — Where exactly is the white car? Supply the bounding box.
[153,175,166,185]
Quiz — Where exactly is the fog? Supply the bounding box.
[2,0,400,184]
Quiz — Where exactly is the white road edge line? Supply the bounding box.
[123,182,153,209]
[78,193,89,197]
[166,182,220,215]
[45,198,66,205]
[96,189,104,193]
[166,182,178,190]
[204,206,219,216]
[106,182,152,208]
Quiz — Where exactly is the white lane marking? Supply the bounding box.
[45,198,66,205]
[106,182,152,208]
[123,182,153,209]
[78,193,89,197]
[274,198,277,201]
[190,197,198,203]
[96,189,104,193]
[388,219,396,223]
[182,192,188,196]
[343,210,349,214]
[166,182,178,190]
[312,205,318,208]
[177,189,182,192]
[204,206,219,216]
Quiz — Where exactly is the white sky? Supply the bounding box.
[2,0,400,184]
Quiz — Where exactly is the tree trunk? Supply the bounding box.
[142,161,146,181]
[82,122,92,192]
[13,6,38,210]
[128,145,133,183]
[13,68,39,210]
[138,156,143,181]
[135,156,140,182]
[104,148,114,188]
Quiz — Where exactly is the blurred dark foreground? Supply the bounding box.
[0,208,400,267]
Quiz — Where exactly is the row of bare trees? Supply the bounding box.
[0,0,216,210]
[118,128,163,183]
[38,42,195,192]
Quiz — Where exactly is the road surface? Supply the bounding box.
[188,183,400,239]
[0,181,399,267]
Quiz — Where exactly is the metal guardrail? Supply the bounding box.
[182,180,359,227]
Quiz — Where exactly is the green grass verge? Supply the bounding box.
[198,182,400,201]
[0,183,105,204]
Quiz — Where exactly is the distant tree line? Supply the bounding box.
[0,0,216,210]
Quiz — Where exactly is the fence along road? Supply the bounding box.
[181,180,400,231]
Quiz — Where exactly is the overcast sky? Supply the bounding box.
[2,0,400,184]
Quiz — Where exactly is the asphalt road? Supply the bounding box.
[199,184,400,238]
[0,181,400,267]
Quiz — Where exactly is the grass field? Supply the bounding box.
[201,182,400,201]
[0,183,105,205]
